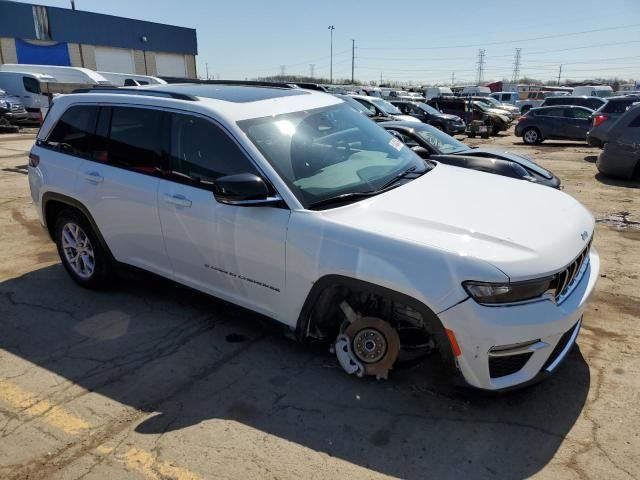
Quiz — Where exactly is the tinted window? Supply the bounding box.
[603,99,636,114]
[169,113,258,185]
[23,76,41,94]
[46,105,98,157]
[538,108,565,117]
[108,107,164,172]
[629,113,640,128]
[568,108,592,119]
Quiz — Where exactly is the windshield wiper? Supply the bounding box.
[378,165,428,190]
[307,191,381,210]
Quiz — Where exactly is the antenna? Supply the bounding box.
[511,48,522,84]
[476,49,486,85]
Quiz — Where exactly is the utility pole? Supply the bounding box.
[476,49,486,85]
[280,65,285,76]
[328,25,335,83]
[310,64,315,78]
[451,72,455,86]
[351,39,355,84]
[205,62,209,80]
[557,64,563,86]
[380,71,383,85]
[511,48,522,84]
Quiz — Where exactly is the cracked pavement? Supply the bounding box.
[0,131,638,479]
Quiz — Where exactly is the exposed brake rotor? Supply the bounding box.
[342,317,400,380]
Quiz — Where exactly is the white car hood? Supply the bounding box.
[391,114,421,123]
[323,164,594,280]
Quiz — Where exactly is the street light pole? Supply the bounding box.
[328,25,335,83]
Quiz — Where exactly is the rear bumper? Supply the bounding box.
[586,132,604,148]
[439,247,599,391]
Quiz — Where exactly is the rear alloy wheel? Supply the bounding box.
[522,128,541,145]
[54,209,113,288]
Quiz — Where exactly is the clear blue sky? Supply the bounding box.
[17,0,640,84]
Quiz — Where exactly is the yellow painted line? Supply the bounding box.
[120,447,203,480]
[0,379,90,434]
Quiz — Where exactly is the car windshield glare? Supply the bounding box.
[415,126,468,154]
[238,104,428,208]
[370,97,402,115]
[473,101,489,112]
[418,103,441,115]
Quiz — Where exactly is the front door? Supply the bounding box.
[157,112,290,320]
[564,107,592,139]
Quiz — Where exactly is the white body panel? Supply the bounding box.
[29,88,600,391]
[425,87,454,99]
[0,72,53,120]
[0,64,110,85]
[97,72,167,86]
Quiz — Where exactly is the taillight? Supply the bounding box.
[28,152,40,167]
[593,114,608,127]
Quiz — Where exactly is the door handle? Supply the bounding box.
[83,172,104,184]
[164,194,192,208]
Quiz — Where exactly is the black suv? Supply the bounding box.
[427,96,510,136]
[390,100,466,135]
[587,95,640,147]
[540,96,606,111]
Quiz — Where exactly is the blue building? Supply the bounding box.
[0,1,198,78]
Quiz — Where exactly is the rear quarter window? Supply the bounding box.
[45,105,99,157]
[603,100,635,114]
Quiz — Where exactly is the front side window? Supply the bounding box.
[538,108,564,117]
[46,105,99,157]
[23,77,41,94]
[107,107,164,172]
[239,104,428,208]
[169,113,258,186]
[369,97,402,115]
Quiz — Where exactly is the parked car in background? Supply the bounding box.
[334,93,389,122]
[382,121,560,188]
[587,95,640,147]
[355,86,383,97]
[540,96,606,111]
[390,100,466,134]
[471,96,520,119]
[425,86,454,100]
[572,85,614,98]
[515,106,594,144]
[427,96,510,135]
[490,91,519,104]
[516,91,570,114]
[0,71,56,122]
[97,72,167,86]
[596,103,640,179]
[461,85,491,96]
[405,91,426,102]
[0,88,28,126]
[0,64,110,85]
[351,95,420,122]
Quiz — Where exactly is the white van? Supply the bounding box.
[97,71,167,87]
[0,64,110,86]
[0,71,57,122]
[461,86,491,97]
[424,87,454,100]
[571,85,614,98]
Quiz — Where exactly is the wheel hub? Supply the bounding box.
[62,223,95,279]
[342,317,401,380]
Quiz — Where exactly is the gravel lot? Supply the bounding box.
[0,129,638,480]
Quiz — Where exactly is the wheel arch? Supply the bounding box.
[42,192,115,262]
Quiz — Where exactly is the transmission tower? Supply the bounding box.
[476,49,486,85]
[511,48,522,84]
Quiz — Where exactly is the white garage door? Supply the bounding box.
[155,53,187,77]
[94,47,135,74]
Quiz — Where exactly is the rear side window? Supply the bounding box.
[23,76,41,94]
[46,105,99,157]
[107,107,164,172]
[169,113,258,187]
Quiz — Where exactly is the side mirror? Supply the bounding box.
[411,146,431,159]
[214,173,282,206]
[389,130,404,141]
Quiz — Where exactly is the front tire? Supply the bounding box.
[522,127,541,145]
[54,209,113,289]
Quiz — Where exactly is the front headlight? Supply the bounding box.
[463,277,554,304]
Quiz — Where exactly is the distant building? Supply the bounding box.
[0,1,197,78]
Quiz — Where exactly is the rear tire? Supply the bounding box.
[522,127,541,145]
[54,209,113,289]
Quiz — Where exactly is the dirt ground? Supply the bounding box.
[0,128,638,480]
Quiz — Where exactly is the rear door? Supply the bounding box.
[157,112,290,319]
[73,105,172,277]
[564,107,592,139]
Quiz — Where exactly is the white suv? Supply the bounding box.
[28,84,599,391]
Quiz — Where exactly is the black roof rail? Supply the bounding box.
[72,87,198,101]
[157,77,298,89]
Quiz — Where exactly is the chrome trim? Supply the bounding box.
[545,318,582,372]
[555,254,590,305]
[217,194,283,206]
[488,340,548,357]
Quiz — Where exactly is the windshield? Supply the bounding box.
[417,103,442,115]
[337,95,374,117]
[238,104,428,208]
[414,126,468,154]
[473,101,489,112]
[484,97,501,106]
[369,97,402,115]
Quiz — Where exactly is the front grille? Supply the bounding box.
[489,352,533,378]
[541,321,578,371]
[550,240,591,303]
[10,104,26,113]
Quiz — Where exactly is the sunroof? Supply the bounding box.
[150,84,310,103]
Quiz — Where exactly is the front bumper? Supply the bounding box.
[439,247,599,391]
[4,112,28,124]
[448,122,466,134]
